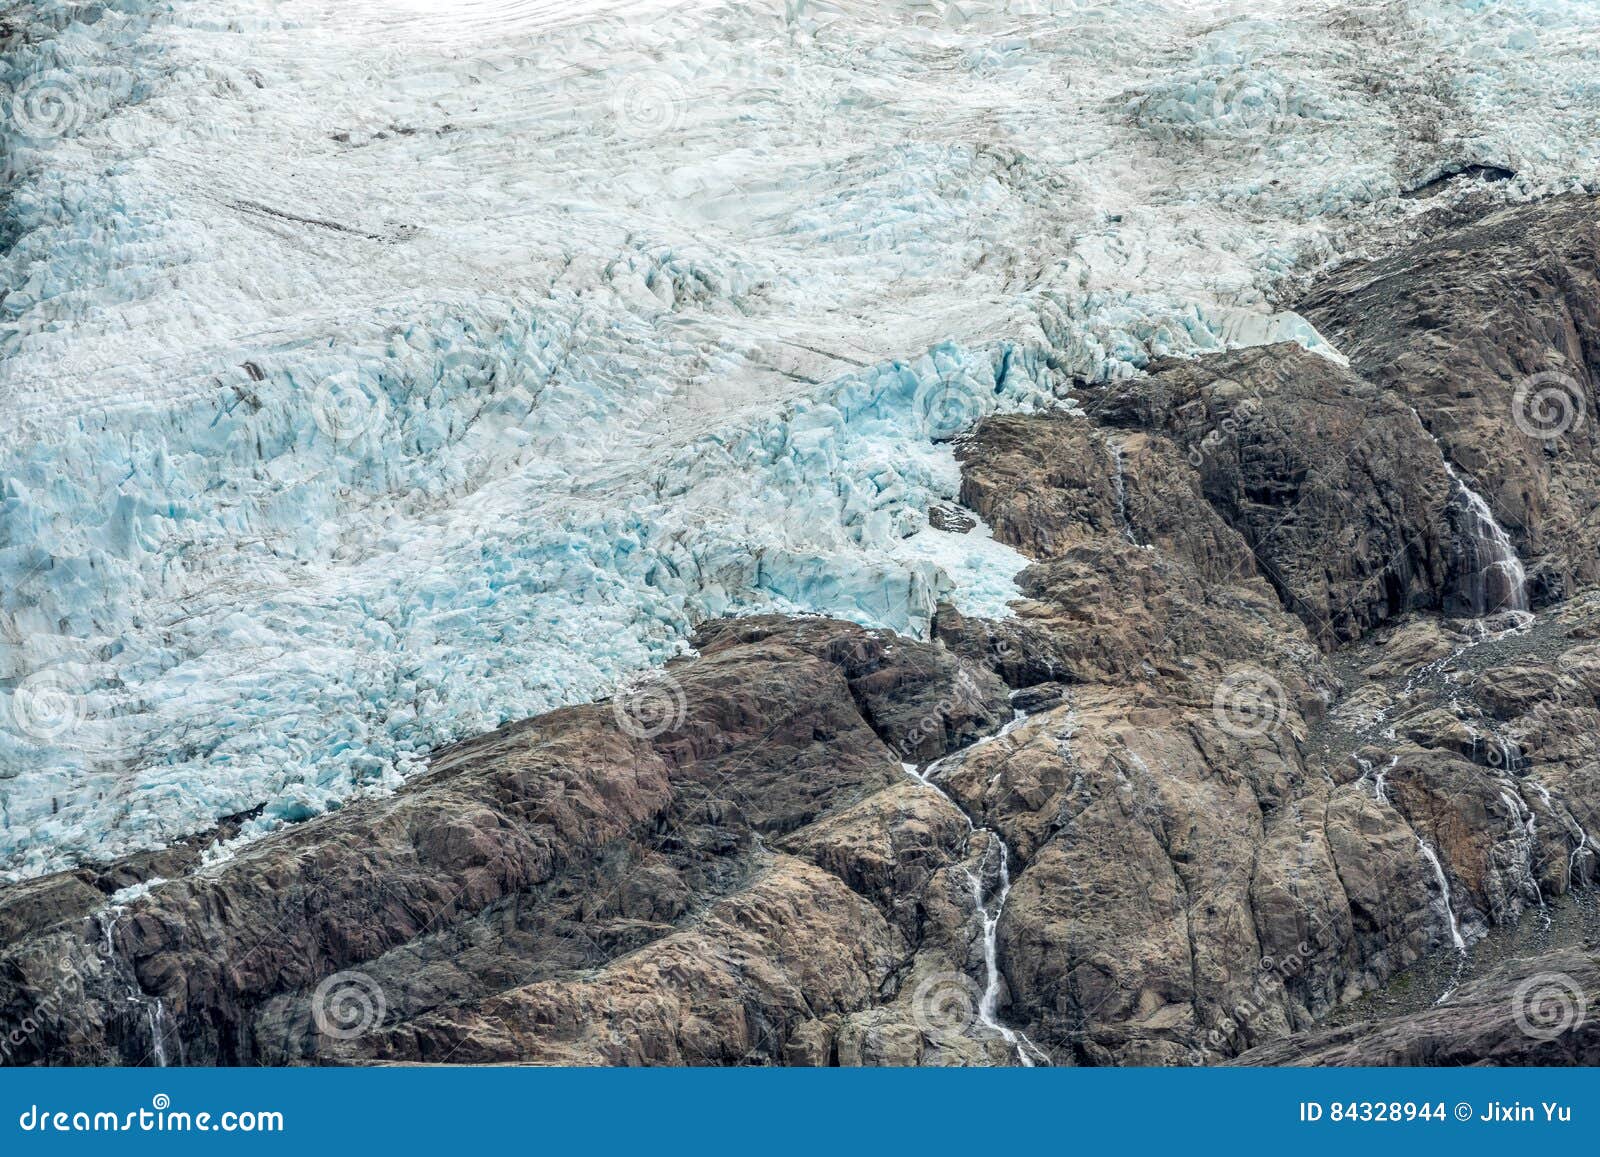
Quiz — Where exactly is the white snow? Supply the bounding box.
[4,0,1600,875]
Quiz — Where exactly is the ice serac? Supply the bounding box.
[0,0,1443,875]
[0,326,1061,874]
[6,0,1600,877]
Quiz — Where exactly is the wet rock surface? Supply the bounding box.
[6,196,1600,1067]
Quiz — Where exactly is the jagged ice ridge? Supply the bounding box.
[2,0,1599,875]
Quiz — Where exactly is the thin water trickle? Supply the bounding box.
[1372,754,1396,805]
[1416,837,1467,952]
[1105,435,1138,544]
[909,713,1047,1066]
[1498,788,1545,911]
[1571,832,1595,883]
[1408,407,1529,614]
[1443,460,1529,615]
[148,1000,169,1068]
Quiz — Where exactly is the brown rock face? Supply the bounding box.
[922,194,1600,1064]
[1234,949,1600,1066]
[6,195,1600,1069]
[1083,343,1455,645]
[1299,193,1600,606]
[0,618,1019,1066]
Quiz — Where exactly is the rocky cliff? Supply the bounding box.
[4,195,1600,1067]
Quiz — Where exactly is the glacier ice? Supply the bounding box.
[3,0,1600,876]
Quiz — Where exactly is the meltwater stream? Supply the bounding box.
[1407,407,1529,614]
[1442,461,1530,615]
[1416,837,1467,953]
[96,902,174,1067]
[906,710,1048,1066]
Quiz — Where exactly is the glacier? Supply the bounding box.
[3,0,1600,876]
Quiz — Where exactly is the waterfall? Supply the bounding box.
[95,903,173,1067]
[1489,734,1519,773]
[1572,832,1595,884]
[1354,754,1396,805]
[965,837,1046,1066]
[1105,436,1138,544]
[908,711,1048,1066]
[1442,461,1529,615]
[1498,788,1545,912]
[1406,407,1529,615]
[1373,755,1395,804]
[147,1000,170,1068]
[1416,838,1466,951]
